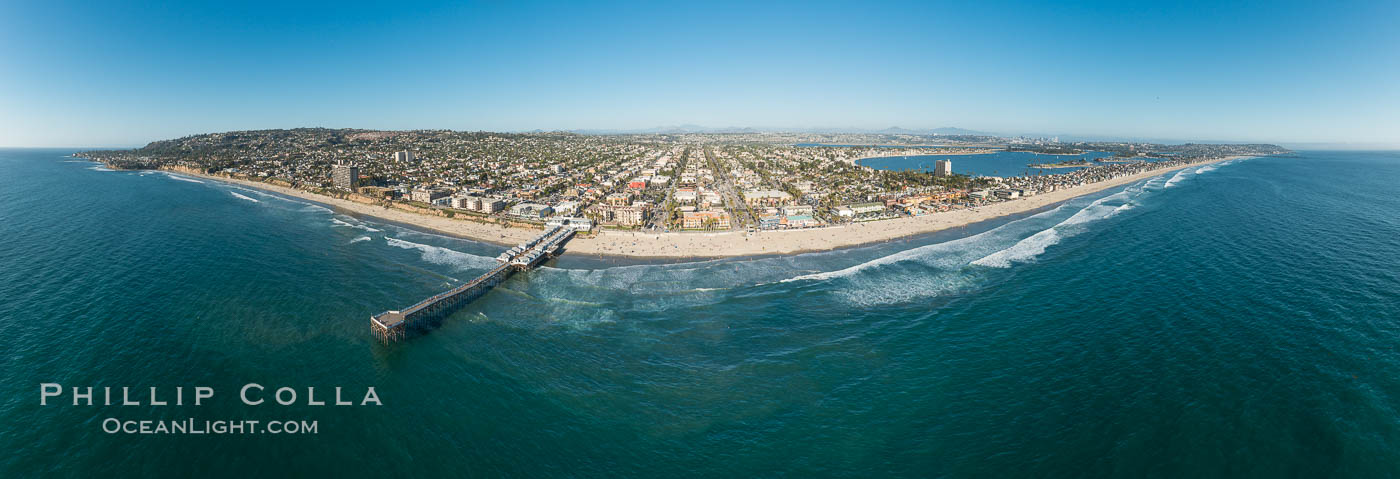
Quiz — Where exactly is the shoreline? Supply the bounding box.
[144,156,1244,259]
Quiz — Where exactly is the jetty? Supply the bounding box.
[371,226,576,342]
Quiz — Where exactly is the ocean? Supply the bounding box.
[1,149,1398,477]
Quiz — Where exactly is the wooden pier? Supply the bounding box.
[371,226,576,342]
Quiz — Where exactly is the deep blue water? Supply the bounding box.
[859,150,1118,176]
[2,149,1399,477]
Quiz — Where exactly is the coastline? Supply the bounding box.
[152,156,1243,258]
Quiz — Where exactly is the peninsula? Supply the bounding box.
[80,129,1287,258]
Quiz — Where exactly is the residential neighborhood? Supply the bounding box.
[83,129,1288,236]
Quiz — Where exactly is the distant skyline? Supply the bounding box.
[1,0,1397,148]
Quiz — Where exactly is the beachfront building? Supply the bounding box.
[785,215,820,228]
[587,204,649,226]
[359,186,398,199]
[681,210,731,230]
[509,203,553,219]
[332,163,358,190]
[410,187,450,203]
[479,198,506,214]
[935,159,953,177]
[450,195,481,210]
[992,189,1021,199]
[546,216,593,232]
[835,202,887,219]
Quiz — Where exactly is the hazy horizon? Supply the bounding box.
[2,0,1396,148]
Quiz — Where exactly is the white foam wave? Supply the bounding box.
[225,185,331,212]
[331,217,381,232]
[163,173,205,184]
[971,228,1061,268]
[230,192,259,203]
[1163,168,1191,188]
[517,187,1141,309]
[972,180,1149,268]
[88,165,113,172]
[385,237,498,270]
[1060,191,1127,226]
[230,186,279,199]
[820,265,989,307]
[531,249,886,306]
[531,178,1163,308]
[1143,175,1168,190]
[349,236,371,244]
[784,201,1075,283]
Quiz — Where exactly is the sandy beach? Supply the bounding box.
[172,156,1241,258]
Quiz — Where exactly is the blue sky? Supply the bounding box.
[1,0,1396,147]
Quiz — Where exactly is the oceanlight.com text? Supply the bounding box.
[101,418,318,435]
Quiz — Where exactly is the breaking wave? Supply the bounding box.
[767,178,1169,305]
[230,186,280,199]
[385,237,498,270]
[230,192,259,203]
[1163,168,1191,188]
[784,200,1076,283]
[380,161,1246,310]
[971,228,1063,268]
[330,217,381,232]
[1166,158,1249,188]
[349,236,372,244]
[224,185,332,213]
[163,173,204,184]
[972,184,1146,268]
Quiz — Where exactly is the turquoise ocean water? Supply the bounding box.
[1,149,1398,476]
